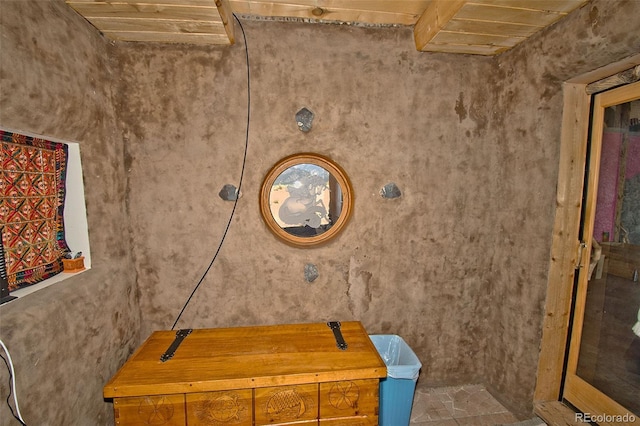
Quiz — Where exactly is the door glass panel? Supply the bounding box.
[575,97,640,415]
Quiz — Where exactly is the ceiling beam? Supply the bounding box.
[216,0,236,44]
[413,0,466,51]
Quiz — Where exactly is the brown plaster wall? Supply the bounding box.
[0,0,140,425]
[0,0,638,423]
[115,21,497,389]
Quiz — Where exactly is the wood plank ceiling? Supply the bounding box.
[65,0,589,55]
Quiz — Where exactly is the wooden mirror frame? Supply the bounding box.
[259,153,353,247]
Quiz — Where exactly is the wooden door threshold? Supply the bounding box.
[535,401,582,425]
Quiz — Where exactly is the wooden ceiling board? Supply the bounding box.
[68,0,220,4]
[455,3,564,26]
[442,19,543,38]
[466,0,588,13]
[66,0,234,45]
[423,43,508,56]
[87,17,226,33]
[229,0,431,26]
[414,0,589,55]
[66,3,223,21]
[100,31,231,44]
[65,0,589,54]
[432,31,525,49]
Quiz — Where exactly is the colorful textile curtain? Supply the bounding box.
[0,130,69,290]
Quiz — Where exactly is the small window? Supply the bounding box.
[0,129,90,302]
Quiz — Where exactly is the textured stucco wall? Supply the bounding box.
[0,0,638,424]
[0,1,140,425]
[115,21,496,389]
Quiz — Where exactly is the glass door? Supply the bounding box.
[563,81,640,425]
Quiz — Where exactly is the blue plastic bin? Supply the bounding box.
[370,335,422,426]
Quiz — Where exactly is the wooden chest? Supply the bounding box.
[104,321,387,425]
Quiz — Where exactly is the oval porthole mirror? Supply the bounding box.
[260,153,353,247]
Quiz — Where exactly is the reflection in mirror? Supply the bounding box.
[260,154,352,247]
[270,163,342,236]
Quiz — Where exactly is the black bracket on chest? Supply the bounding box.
[160,328,192,362]
[327,321,348,351]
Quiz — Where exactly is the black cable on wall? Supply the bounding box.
[171,15,251,330]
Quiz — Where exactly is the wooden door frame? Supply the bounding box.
[564,81,640,426]
[534,54,640,423]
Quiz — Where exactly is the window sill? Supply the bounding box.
[4,266,91,302]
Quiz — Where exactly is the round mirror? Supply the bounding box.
[260,153,353,247]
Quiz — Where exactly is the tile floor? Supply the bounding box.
[409,383,539,425]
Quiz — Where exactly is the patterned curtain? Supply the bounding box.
[0,130,69,290]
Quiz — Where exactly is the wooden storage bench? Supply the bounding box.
[104,321,387,425]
